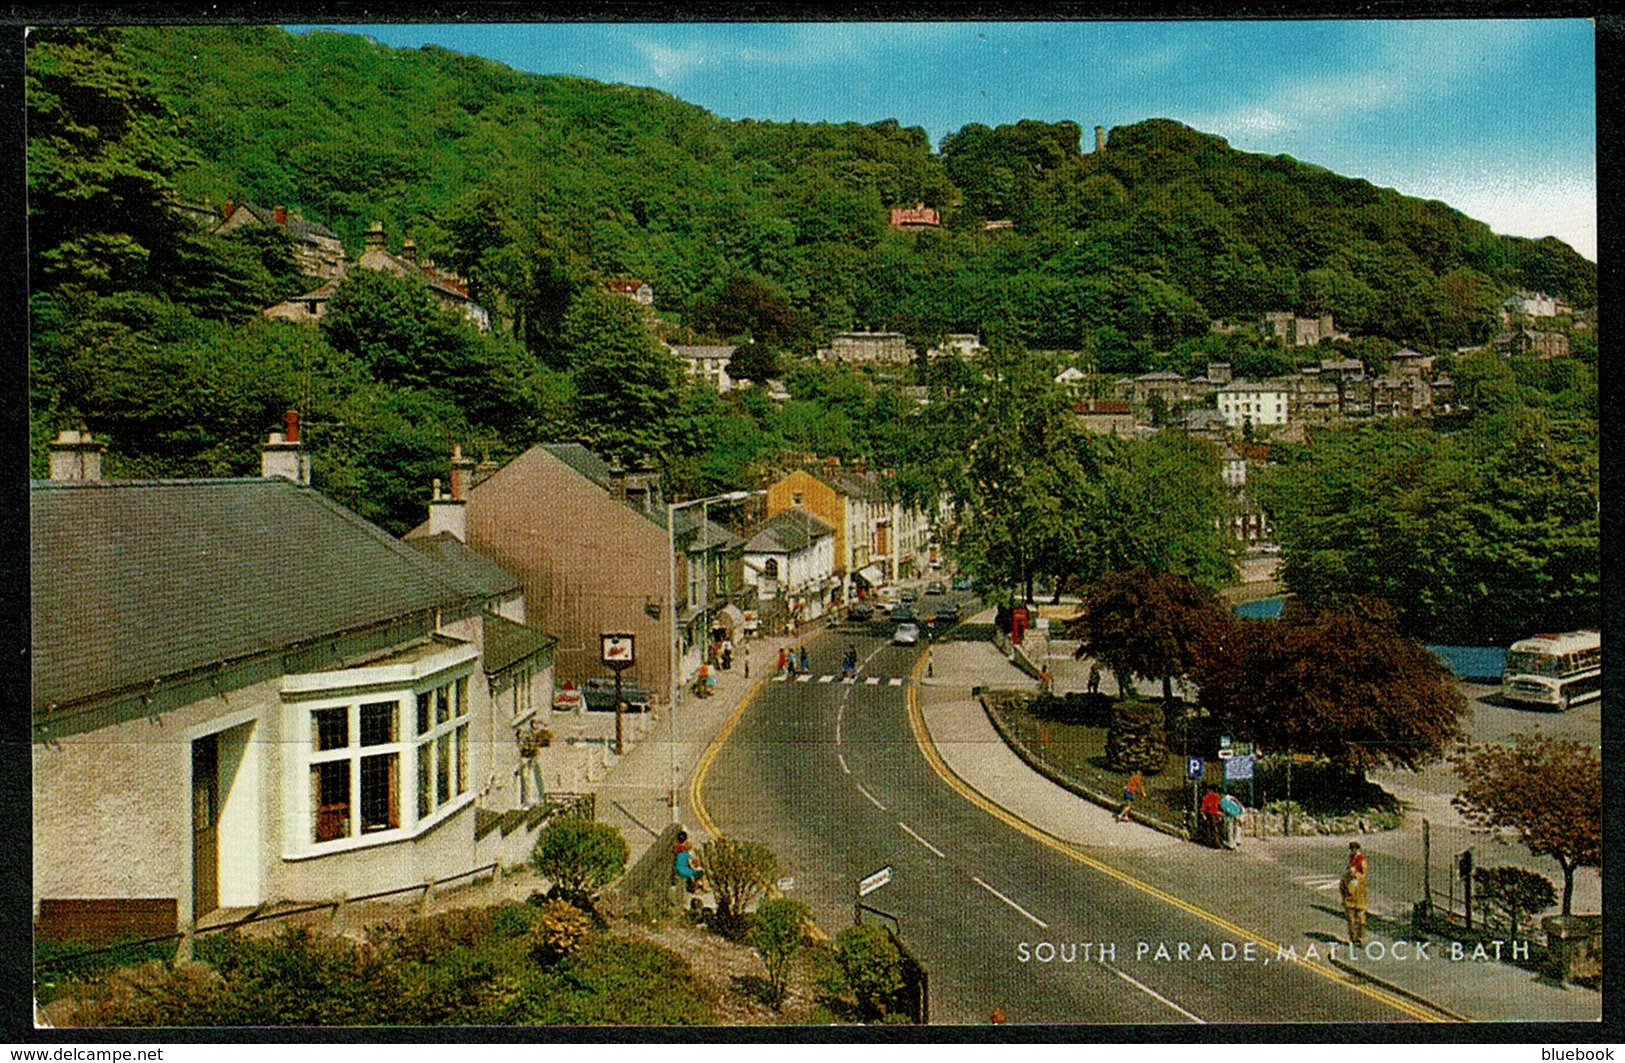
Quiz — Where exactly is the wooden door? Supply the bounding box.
[191,733,219,918]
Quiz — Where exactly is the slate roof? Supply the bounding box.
[744,510,835,555]
[669,345,737,361]
[224,201,340,243]
[540,443,617,492]
[32,478,496,714]
[402,532,522,601]
[482,614,557,677]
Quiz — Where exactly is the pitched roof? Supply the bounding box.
[402,532,522,601]
[806,465,889,501]
[31,478,495,715]
[669,345,737,361]
[540,443,617,491]
[744,510,835,554]
[482,614,557,677]
[226,201,340,243]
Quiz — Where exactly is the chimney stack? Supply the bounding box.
[364,221,386,252]
[1095,125,1106,153]
[401,238,417,265]
[260,410,311,485]
[274,205,288,226]
[447,443,476,501]
[427,471,469,542]
[222,200,235,220]
[48,428,107,482]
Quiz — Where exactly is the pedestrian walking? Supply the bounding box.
[799,646,810,674]
[1200,786,1223,847]
[720,637,734,671]
[778,647,788,677]
[1118,771,1145,822]
[1340,841,1369,947]
[1218,792,1245,849]
[1088,663,1102,695]
[927,645,934,678]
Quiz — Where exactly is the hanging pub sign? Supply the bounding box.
[601,633,635,672]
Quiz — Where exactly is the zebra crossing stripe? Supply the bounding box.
[797,673,813,682]
[842,676,857,684]
[771,674,787,682]
[866,676,881,685]
[819,674,836,683]
[889,678,904,686]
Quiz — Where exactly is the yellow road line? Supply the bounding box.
[904,651,1451,1024]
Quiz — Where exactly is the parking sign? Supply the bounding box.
[1186,756,1204,780]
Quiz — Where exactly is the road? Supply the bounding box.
[697,597,1427,1024]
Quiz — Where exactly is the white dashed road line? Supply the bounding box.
[853,780,887,811]
[972,876,1049,928]
[838,752,851,775]
[1100,961,1206,1023]
[897,820,946,858]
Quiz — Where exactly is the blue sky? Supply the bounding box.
[289,20,1596,260]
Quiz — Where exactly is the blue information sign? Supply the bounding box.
[1186,756,1204,780]
[1225,754,1255,781]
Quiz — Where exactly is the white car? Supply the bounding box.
[893,622,920,646]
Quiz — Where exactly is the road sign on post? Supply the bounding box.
[1186,756,1205,780]
[601,633,634,755]
[856,865,894,925]
[1225,754,1255,781]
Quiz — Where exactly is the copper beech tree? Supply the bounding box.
[1452,734,1601,917]
[1196,600,1467,776]
[1068,570,1232,708]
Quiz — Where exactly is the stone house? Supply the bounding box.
[1495,328,1570,359]
[264,221,490,332]
[214,201,346,281]
[1259,312,1346,347]
[32,426,555,941]
[1070,399,1135,439]
[889,203,941,229]
[669,345,736,393]
[819,332,915,364]
[606,279,654,307]
[765,460,901,603]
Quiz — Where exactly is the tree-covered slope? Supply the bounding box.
[113,25,1593,355]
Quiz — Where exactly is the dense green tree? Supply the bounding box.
[1068,570,1232,710]
[561,290,683,467]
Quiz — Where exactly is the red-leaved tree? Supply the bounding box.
[1452,733,1601,917]
[1068,570,1234,708]
[1196,602,1467,775]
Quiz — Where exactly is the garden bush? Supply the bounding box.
[697,838,777,941]
[1105,698,1167,773]
[833,923,905,1022]
[531,817,629,913]
[530,899,594,963]
[751,897,809,1009]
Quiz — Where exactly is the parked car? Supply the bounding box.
[847,601,875,623]
[926,580,946,596]
[931,602,961,625]
[890,603,916,622]
[893,622,920,646]
[582,676,652,712]
[900,588,919,604]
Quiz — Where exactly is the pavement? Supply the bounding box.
[568,595,1599,1023]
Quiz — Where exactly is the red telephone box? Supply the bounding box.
[1011,605,1029,645]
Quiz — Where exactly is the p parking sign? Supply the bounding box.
[1186,756,1204,780]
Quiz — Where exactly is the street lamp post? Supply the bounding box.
[666,489,754,824]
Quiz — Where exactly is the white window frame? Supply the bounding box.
[282,642,478,860]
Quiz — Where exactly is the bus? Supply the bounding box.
[1500,630,1601,710]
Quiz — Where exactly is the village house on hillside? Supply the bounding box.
[1258,311,1348,347]
[1495,327,1570,359]
[264,221,490,331]
[214,200,346,281]
[32,421,556,945]
[606,279,654,306]
[819,331,915,364]
[889,202,941,229]
[669,345,736,393]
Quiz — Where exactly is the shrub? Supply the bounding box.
[751,897,809,1009]
[531,817,630,905]
[1105,698,1167,773]
[833,923,905,1021]
[531,900,594,963]
[697,838,777,940]
[1474,865,1557,936]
